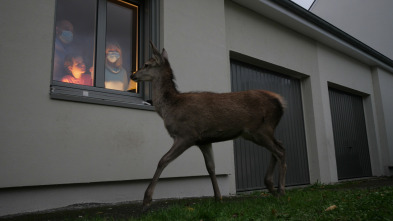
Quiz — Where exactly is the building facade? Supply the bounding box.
[1,0,392,216]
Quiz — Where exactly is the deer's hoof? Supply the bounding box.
[142,197,152,213]
[142,203,151,213]
[277,189,286,196]
[214,196,223,202]
[267,188,278,197]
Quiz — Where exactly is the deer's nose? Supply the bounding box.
[130,73,137,81]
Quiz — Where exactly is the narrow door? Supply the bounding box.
[329,88,372,179]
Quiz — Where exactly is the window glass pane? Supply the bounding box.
[53,0,96,86]
[105,0,138,92]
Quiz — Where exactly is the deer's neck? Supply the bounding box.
[152,67,179,118]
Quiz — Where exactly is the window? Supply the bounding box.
[50,0,159,109]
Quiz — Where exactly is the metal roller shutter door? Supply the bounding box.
[230,60,310,192]
[328,88,372,180]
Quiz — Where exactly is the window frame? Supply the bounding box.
[50,0,159,110]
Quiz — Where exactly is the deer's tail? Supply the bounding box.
[275,94,287,110]
[265,91,287,110]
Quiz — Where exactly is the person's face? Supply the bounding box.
[106,44,121,63]
[69,57,86,78]
[59,21,74,33]
[57,21,74,44]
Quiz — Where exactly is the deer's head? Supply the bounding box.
[131,42,169,82]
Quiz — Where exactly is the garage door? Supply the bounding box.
[328,88,372,180]
[231,60,309,192]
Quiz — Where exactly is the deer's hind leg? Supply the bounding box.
[248,128,286,195]
[274,139,286,195]
[199,144,222,201]
[265,153,278,194]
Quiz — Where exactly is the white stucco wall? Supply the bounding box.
[225,0,388,183]
[0,0,234,189]
[316,44,384,177]
[161,0,234,184]
[225,1,318,76]
[1,0,392,217]
[377,70,393,166]
[0,0,234,216]
[312,0,393,175]
[225,1,336,183]
[372,68,393,169]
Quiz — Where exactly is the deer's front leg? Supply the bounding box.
[142,139,191,211]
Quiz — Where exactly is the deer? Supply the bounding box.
[131,42,287,211]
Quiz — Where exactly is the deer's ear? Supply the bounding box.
[161,48,168,60]
[152,54,161,64]
[150,41,160,56]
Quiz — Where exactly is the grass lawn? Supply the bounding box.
[3,178,393,221]
[135,184,393,221]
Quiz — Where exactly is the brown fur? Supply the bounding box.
[131,42,287,211]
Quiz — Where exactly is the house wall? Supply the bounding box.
[1,0,392,217]
[225,1,338,184]
[225,0,387,184]
[377,70,393,167]
[372,68,393,171]
[316,44,384,177]
[160,0,235,189]
[312,0,393,171]
[0,0,233,216]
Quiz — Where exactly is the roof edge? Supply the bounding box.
[274,0,393,68]
[231,0,393,72]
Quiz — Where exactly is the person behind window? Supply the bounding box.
[105,42,136,91]
[53,20,75,81]
[61,55,93,86]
